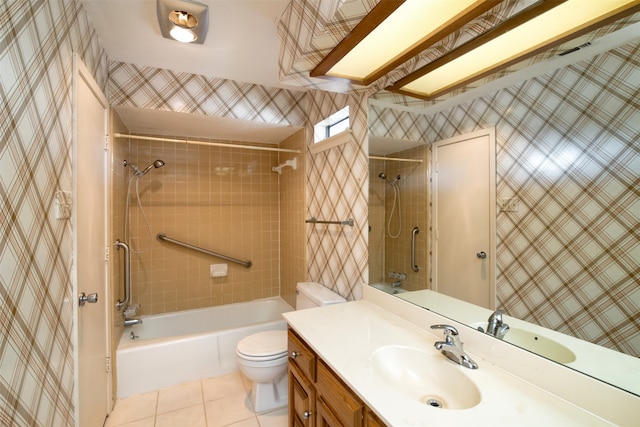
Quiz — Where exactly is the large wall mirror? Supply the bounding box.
[367,33,640,397]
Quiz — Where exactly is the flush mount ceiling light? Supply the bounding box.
[311,0,503,86]
[157,0,209,44]
[312,0,640,99]
[387,0,640,100]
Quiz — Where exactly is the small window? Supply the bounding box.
[314,106,349,144]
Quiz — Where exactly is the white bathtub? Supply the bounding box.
[116,297,293,398]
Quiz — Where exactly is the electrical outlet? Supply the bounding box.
[55,190,72,219]
[498,197,519,212]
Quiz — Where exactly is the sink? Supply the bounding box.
[471,323,576,364]
[370,345,481,410]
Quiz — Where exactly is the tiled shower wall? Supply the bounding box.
[278,132,307,308]
[1,1,108,425]
[117,134,286,315]
[369,40,640,357]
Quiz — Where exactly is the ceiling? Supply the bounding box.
[82,1,640,146]
[82,0,293,90]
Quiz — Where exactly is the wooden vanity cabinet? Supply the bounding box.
[288,328,388,427]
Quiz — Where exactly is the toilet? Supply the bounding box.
[236,282,346,412]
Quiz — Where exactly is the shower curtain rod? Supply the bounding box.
[369,155,423,163]
[114,133,301,154]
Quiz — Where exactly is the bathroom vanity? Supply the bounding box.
[283,286,639,426]
[288,328,385,426]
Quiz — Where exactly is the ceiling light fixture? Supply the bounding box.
[387,0,640,100]
[311,0,503,86]
[157,0,209,44]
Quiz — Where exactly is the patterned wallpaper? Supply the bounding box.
[369,41,640,356]
[1,0,108,426]
[304,90,370,300]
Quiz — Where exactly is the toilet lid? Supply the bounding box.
[237,330,287,358]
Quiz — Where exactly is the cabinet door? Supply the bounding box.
[364,408,387,427]
[289,364,316,427]
[317,396,343,427]
[316,361,363,427]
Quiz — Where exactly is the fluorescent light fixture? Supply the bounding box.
[389,0,640,99]
[311,0,501,85]
[157,0,209,44]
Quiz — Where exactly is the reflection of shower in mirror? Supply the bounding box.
[378,173,401,238]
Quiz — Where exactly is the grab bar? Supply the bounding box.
[305,217,354,226]
[114,240,131,310]
[411,227,420,272]
[156,233,252,268]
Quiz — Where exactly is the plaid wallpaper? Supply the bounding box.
[369,40,640,357]
[1,0,108,426]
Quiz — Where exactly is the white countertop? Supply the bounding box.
[283,293,626,426]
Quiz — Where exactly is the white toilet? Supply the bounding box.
[236,282,346,412]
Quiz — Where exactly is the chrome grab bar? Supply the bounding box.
[411,227,420,272]
[156,233,252,268]
[305,217,354,226]
[114,240,131,310]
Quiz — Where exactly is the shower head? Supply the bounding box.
[124,159,165,177]
[139,160,166,176]
[378,172,400,186]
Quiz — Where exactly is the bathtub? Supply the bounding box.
[116,297,293,398]
[370,282,409,294]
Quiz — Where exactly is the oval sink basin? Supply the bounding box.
[471,323,576,364]
[371,345,481,410]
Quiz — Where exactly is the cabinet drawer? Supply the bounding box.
[288,329,317,381]
[316,360,363,427]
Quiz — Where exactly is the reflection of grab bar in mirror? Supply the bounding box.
[411,227,420,272]
[305,217,354,226]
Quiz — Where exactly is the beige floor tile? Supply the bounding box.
[157,380,204,414]
[225,417,260,427]
[106,417,156,427]
[203,373,247,402]
[156,404,207,427]
[257,407,288,427]
[105,391,158,426]
[205,393,256,427]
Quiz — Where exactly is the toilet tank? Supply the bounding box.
[296,282,346,310]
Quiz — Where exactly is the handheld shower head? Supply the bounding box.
[138,160,166,176]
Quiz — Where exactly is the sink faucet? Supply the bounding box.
[486,309,509,339]
[431,324,478,369]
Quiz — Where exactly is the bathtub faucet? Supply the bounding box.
[124,318,142,327]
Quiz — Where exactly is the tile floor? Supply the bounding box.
[105,372,288,427]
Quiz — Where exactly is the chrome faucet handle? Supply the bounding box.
[431,324,459,344]
[431,324,459,336]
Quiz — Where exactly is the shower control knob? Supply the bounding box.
[78,292,99,306]
[476,251,487,259]
[290,351,300,359]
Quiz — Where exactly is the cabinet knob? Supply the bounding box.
[290,351,300,359]
[303,410,312,419]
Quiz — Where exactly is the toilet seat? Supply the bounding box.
[236,330,287,362]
